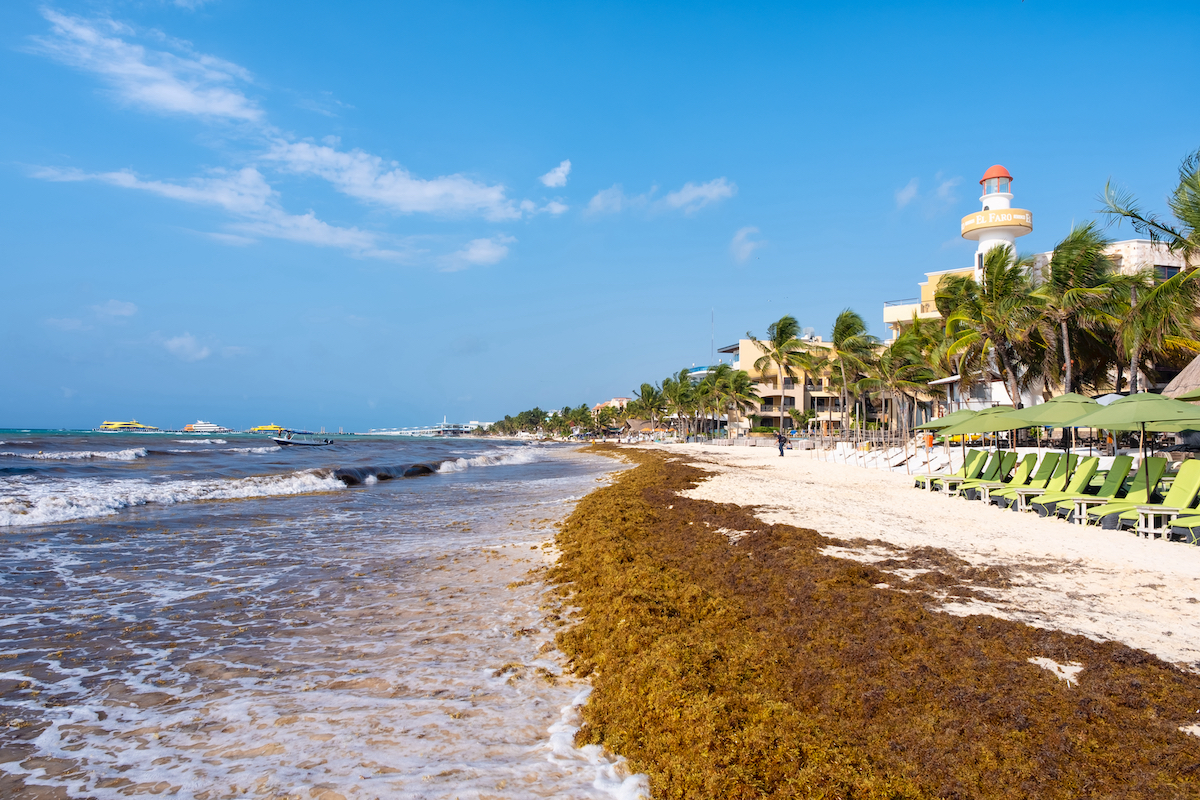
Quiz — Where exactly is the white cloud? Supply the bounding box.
[165,332,210,361]
[204,231,257,246]
[35,165,404,259]
[936,174,962,201]
[662,178,736,214]
[586,185,628,215]
[894,178,919,209]
[93,299,138,317]
[539,159,571,188]
[32,10,262,122]
[543,200,569,215]
[265,140,519,220]
[442,235,516,271]
[730,227,765,263]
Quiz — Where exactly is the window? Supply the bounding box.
[783,378,795,389]
[983,177,1010,195]
[1154,265,1181,282]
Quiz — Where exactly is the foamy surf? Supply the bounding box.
[0,447,147,461]
[0,469,344,527]
[439,446,542,472]
[548,687,651,799]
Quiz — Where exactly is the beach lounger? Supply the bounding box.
[1009,454,1078,512]
[941,450,1004,495]
[1041,455,1134,522]
[1093,459,1200,535]
[989,452,1062,509]
[1083,457,1169,529]
[958,451,1019,500]
[1168,514,1200,545]
[914,449,983,490]
[1027,457,1100,517]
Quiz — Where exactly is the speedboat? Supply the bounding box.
[96,420,160,432]
[272,431,334,447]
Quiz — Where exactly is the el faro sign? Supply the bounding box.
[960,208,1033,236]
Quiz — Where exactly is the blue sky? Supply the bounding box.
[2,1,1198,431]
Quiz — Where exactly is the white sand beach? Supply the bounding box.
[658,443,1200,671]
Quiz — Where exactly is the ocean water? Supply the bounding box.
[0,431,647,799]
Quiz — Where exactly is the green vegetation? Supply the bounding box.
[552,447,1200,798]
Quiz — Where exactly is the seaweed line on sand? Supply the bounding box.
[550,445,1200,799]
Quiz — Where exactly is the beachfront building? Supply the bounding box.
[715,336,882,432]
[882,164,1196,406]
[592,397,631,412]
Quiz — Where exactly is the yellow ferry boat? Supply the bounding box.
[248,424,286,434]
[96,420,160,432]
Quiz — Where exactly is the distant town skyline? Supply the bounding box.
[3,1,1198,430]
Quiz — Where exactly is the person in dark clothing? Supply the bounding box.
[776,430,787,457]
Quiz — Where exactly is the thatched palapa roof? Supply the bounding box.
[1162,352,1200,399]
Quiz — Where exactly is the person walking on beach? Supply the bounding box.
[776,430,787,457]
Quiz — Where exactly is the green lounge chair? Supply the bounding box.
[1027,457,1100,517]
[944,450,1005,495]
[1042,455,1134,521]
[914,449,983,490]
[959,451,1020,500]
[1096,459,1200,533]
[1083,457,1169,529]
[1168,513,1200,545]
[990,452,1062,508]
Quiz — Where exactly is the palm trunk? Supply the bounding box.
[1061,318,1073,393]
[839,359,849,435]
[995,341,1021,408]
[779,362,788,432]
[1130,341,1142,393]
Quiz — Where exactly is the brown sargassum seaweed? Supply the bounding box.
[550,447,1200,799]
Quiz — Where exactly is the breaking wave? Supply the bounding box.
[0,470,344,527]
[0,447,147,461]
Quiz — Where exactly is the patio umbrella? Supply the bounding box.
[913,409,977,475]
[914,408,978,430]
[989,393,1101,457]
[1071,393,1200,499]
[1175,387,1200,402]
[937,406,1016,469]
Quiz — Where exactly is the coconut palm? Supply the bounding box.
[1101,148,1200,262]
[747,315,807,431]
[1118,268,1200,393]
[630,382,666,431]
[814,309,879,432]
[855,332,934,440]
[937,245,1040,408]
[1031,222,1125,393]
[661,370,696,437]
[719,368,762,435]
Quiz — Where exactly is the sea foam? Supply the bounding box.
[0,470,344,527]
[0,448,147,461]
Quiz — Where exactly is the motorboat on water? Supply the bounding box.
[248,424,286,434]
[272,430,334,447]
[183,420,232,433]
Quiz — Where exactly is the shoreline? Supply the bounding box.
[554,445,1200,797]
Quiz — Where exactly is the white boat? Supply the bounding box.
[183,420,232,433]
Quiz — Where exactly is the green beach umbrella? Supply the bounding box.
[999,392,1099,428]
[936,405,1017,437]
[1071,393,1200,498]
[914,409,977,430]
[1175,386,1200,402]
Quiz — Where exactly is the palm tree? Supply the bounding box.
[855,331,934,441]
[1031,222,1123,393]
[1101,148,1200,262]
[937,245,1040,408]
[1118,268,1200,393]
[817,309,879,432]
[719,368,762,436]
[631,382,666,432]
[747,315,807,431]
[661,369,695,437]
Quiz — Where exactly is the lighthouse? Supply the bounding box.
[960,165,1033,281]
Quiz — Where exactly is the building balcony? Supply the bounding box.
[883,298,941,324]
